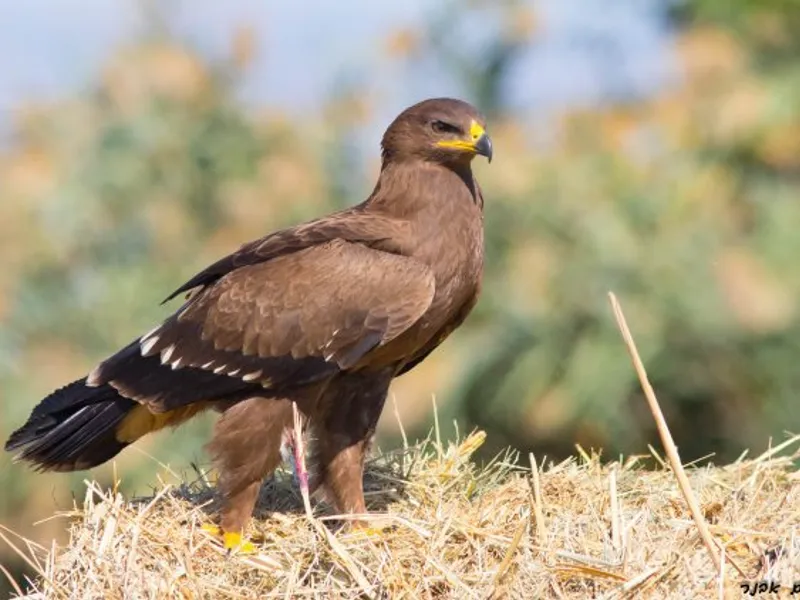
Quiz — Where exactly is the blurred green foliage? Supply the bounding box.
[2,0,800,593]
[451,0,800,461]
[0,32,284,590]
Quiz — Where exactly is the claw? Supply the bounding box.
[352,526,387,538]
[201,524,256,554]
[347,516,397,539]
[223,531,256,554]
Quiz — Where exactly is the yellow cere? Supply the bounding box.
[469,119,486,141]
[436,118,485,152]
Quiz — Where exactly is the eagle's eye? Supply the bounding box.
[431,120,461,135]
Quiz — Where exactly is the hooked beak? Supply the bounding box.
[474,131,493,163]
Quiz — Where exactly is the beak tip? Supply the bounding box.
[475,133,493,163]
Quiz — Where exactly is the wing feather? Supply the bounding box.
[91,239,434,412]
[162,210,409,303]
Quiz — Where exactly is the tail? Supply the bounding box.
[5,378,138,472]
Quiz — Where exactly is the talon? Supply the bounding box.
[347,517,396,539]
[223,531,256,554]
[352,526,386,538]
[202,524,256,554]
[201,523,222,536]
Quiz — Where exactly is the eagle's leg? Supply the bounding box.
[310,370,393,530]
[206,396,292,552]
[313,438,370,515]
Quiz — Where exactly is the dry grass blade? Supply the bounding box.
[0,526,66,598]
[289,403,374,596]
[554,563,626,581]
[528,453,547,544]
[753,434,800,462]
[314,522,376,597]
[609,466,621,553]
[391,393,409,451]
[606,567,660,598]
[607,292,721,572]
[0,561,23,597]
[491,514,528,588]
[292,401,313,519]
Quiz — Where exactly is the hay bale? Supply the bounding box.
[6,431,800,599]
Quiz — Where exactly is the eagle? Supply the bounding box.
[5,97,492,550]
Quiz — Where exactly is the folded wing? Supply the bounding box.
[90,239,435,412]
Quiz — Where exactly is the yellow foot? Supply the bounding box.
[201,524,256,554]
[347,516,397,539]
[223,532,256,554]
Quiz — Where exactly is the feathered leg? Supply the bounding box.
[309,370,393,524]
[206,396,292,551]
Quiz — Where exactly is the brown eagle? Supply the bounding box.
[5,98,492,550]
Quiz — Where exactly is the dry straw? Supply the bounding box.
[607,292,723,571]
[2,296,799,598]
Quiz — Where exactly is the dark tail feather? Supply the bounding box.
[5,377,138,472]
